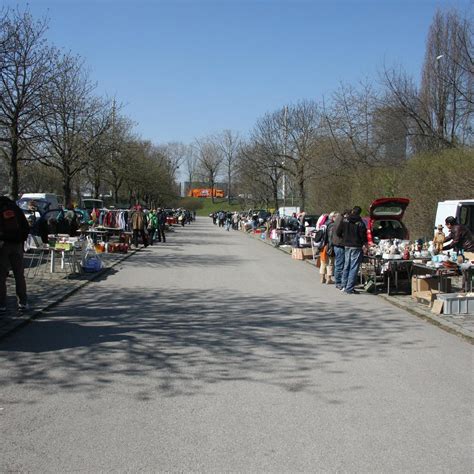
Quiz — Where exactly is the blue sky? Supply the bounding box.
[4,0,472,144]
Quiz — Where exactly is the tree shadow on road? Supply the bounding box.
[125,252,247,268]
[0,286,429,405]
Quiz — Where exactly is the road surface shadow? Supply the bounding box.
[0,286,429,404]
[125,253,247,268]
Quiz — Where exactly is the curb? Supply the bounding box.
[247,229,473,344]
[0,249,138,341]
[378,294,473,344]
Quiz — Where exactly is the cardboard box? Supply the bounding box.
[414,290,439,306]
[292,248,313,260]
[411,276,451,296]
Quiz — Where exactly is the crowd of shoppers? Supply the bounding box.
[211,205,369,295]
[305,206,368,295]
[130,206,195,248]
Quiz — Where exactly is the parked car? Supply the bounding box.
[248,209,271,223]
[20,193,60,211]
[434,199,474,233]
[303,214,320,228]
[81,198,104,211]
[164,209,177,225]
[17,197,53,214]
[364,198,410,245]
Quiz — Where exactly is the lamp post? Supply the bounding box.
[282,105,288,211]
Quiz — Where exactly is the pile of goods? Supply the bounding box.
[367,238,471,269]
[367,239,417,260]
[94,242,129,253]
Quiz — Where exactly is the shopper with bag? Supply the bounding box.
[0,196,30,312]
[319,212,337,284]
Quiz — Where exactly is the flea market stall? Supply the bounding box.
[24,207,133,278]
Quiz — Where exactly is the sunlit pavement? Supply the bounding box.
[0,218,472,472]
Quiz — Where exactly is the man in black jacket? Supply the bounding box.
[336,206,367,294]
[443,216,474,262]
[0,196,30,312]
[156,208,167,243]
[331,210,349,289]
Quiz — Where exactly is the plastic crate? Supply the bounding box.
[436,294,474,315]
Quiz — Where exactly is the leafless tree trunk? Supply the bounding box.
[99,112,134,205]
[237,142,283,210]
[183,147,198,195]
[155,141,189,181]
[34,53,112,204]
[195,138,223,204]
[213,129,241,204]
[0,9,53,199]
[382,9,473,151]
[420,9,473,146]
[252,101,321,210]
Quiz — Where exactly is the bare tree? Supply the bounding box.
[237,141,283,209]
[213,129,241,204]
[183,146,199,194]
[0,8,54,198]
[34,53,112,204]
[420,9,473,146]
[118,139,177,207]
[252,100,321,209]
[82,102,120,199]
[154,141,187,182]
[382,9,473,151]
[195,138,223,204]
[323,82,405,167]
[99,111,135,205]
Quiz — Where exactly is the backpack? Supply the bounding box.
[0,199,28,243]
[312,225,327,250]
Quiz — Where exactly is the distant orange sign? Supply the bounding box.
[188,188,224,198]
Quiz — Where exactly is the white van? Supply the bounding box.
[19,193,60,213]
[434,199,474,233]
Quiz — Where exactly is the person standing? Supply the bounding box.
[320,212,337,284]
[131,205,148,248]
[219,211,226,228]
[0,195,30,312]
[331,210,348,290]
[443,216,474,261]
[225,212,232,231]
[336,206,367,294]
[147,209,158,246]
[232,211,239,230]
[64,202,78,236]
[156,208,167,243]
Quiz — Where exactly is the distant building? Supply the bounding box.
[183,181,228,197]
[187,188,225,198]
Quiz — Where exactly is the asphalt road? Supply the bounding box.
[0,218,472,472]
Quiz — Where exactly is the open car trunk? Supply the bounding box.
[369,198,410,220]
